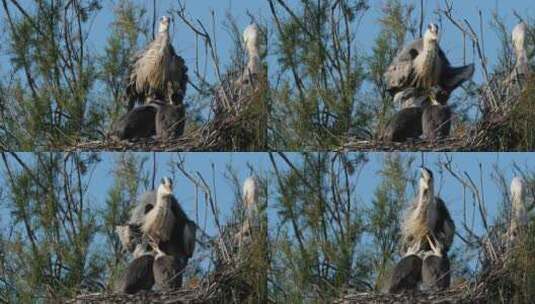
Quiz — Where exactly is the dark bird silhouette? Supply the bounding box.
[115,254,155,294]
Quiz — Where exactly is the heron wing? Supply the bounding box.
[439,64,475,93]
[169,197,196,257]
[168,45,189,105]
[435,197,455,252]
[385,39,424,95]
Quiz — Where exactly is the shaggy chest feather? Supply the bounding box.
[413,42,440,88]
[143,198,175,242]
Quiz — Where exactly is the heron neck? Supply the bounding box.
[422,39,438,63]
[159,31,169,53]
[247,55,262,75]
[516,49,528,68]
[512,193,527,219]
[417,185,434,215]
[156,192,170,208]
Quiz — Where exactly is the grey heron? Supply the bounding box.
[400,168,455,255]
[385,23,474,105]
[125,16,188,110]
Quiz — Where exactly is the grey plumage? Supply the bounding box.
[155,103,186,140]
[422,255,450,290]
[422,103,452,141]
[115,254,155,294]
[400,168,455,255]
[114,179,196,294]
[382,107,423,142]
[116,186,196,259]
[153,253,185,290]
[125,16,188,110]
[109,104,159,140]
[421,236,450,290]
[388,244,423,293]
[385,24,474,97]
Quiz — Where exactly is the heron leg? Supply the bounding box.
[426,234,442,257]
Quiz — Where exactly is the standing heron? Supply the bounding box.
[125,16,188,110]
[400,168,455,255]
[421,235,451,290]
[143,177,176,242]
[385,23,475,106]
[507,177,529,245]
[506,22,530,85]
[234,176,260,249]
[117,180,196,261]
[388,243,423,293]
[214,23,265,115]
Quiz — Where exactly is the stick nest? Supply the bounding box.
[68,263,253,304]
[335,266,511,304]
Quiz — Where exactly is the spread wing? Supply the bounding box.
[435,197,455,253]
[385,39,424,95]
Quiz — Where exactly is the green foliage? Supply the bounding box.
[98,1,149,128]
[366,154,413,291]
[0,153,102,302]
[0,1,102,149]
[270,153,368,302]
[269,0,369,149]
[366,0,413,137]
[100,153,150,290]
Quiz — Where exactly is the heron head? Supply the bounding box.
[512,22,528,53]
[244,23,266,56]
[158,177,174,196]
[511,176,525,202]
[424,23,440,42]
[419,167,434,191]
[159,16,171,33]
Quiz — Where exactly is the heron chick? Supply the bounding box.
[421,235,450,290]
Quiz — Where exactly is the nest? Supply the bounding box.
[335,267,513,304]
[68,263,253,304]
[341,103,529,152]
[62,105,267,152]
